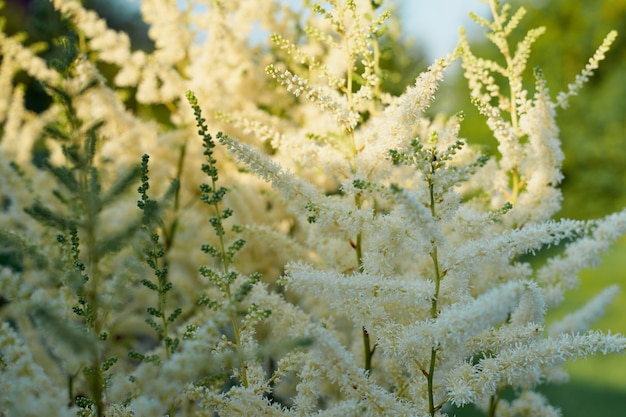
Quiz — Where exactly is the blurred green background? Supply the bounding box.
[2,0,625,414]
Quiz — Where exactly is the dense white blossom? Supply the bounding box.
[0,323,76,416]
[0,1,624,416]
[549,285,621,336]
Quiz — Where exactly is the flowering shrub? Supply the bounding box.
[0,0,624,416]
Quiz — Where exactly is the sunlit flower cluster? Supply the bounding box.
[0,1,624,416]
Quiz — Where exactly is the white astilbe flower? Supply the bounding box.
[0,49,16,121]
[114,50,147,87]
[283,262,434,329]
[537,209,626,306]
[509,281,546,326]
[388,281,526,365]
[500,330,625,386]
[464,322,545,365]
[446,330,625,405]
[459,30,522,173]
[247,284,311,343]
[191,385,293,417]
[393,188,443,246]
[0,32,60,85]
[495,390,562,417]
[113,320,230,415]
[549,285,620,336]
[51,0,131,65]
[361,207,436,277]
[0,87,28,162]
[0,266,31,302]
[398,58,452,127]
[0,323,75,417]
[515,72,564,223]
[556,30,618,109]
[243,224,312,264]
[218,111,351,180]
[355,57,452,181]
[295,325,420,416]
[141,0,193,65]
[266,65,360,131]
[217,111,287,148]
[445,218,588,282]
[59,0,189,106]
[219,133,370,238]
[68,60,150,144]
[218,133,312,196]
[444,203,499,246]
[475,99,523,173]
[1,1,624,415]
[508,25,546,103]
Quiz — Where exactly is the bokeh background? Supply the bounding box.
[2,0,625,414]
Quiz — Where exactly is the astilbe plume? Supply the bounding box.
[0,0,624,416]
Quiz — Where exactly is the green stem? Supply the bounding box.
[354,193,374,373]
[427,176,444,417]
[164,141,186,250]
[427,347,438,417]
[510,167,522,204]
[343,14,372,374]
[209,182,248,388]
[430,247,441,318]
[79,161,104,417]
[363,326,373,372]
[488,389,503,417]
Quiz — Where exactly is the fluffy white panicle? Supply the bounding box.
[461,85,522,174]
[549,285,620,336]
[556,30,618,109]
[0,32,60,85]
[495,391,562,417]
[509,281,546,327]
[445,219,588,278]
[51,0,131,65]
[537,209,626,306]
[393,188,444,247]
[446,331,625,406]
[361,207,437,277]
[283,262,434,329]
[355,57,452,180]
[113,320,232,415]
[266,64,359,131]
[140,0,193,65]
[218,110,351,180]
[0,323,75,416]
[389,281,526,364]
[1,1,624,416]
[515,72,564,223]
[219,133,370,239]
[296,325,421,416]
[190,385,294,417]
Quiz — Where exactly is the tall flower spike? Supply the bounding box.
[549,285,620,336]
[556,30,618,109]
[266,64,360,131]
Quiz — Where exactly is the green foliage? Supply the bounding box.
[134,152,186,373]
[7,59,144,416]
[186,90,267,390]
